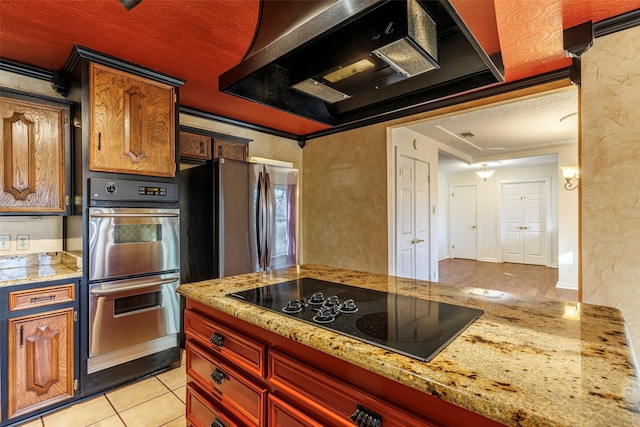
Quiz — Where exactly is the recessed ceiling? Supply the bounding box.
[0,1,638,138]
[408,88,578,162]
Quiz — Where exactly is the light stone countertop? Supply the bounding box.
[0,252,83,287]
[177,264,640,427]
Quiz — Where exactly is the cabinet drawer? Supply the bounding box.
[185,309,266,378]
[187,342,266,427]
[187,383,242,427]
[269,350,438,427]
[268,394,327,427]
[9,283,75,311]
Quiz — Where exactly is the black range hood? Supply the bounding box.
[219,0,504,128]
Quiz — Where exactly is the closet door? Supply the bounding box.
[396,151,430,280]
[502,181,547,265]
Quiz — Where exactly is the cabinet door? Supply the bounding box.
[213,139,246,161]
[0,95,69,213]
[180,131,212,161]
[7,307,75,419]
[89,62,176,177]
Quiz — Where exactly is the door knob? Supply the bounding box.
[470,225,476,229]
[415,238,425,243]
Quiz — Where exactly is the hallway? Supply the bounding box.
[438,258,578,301]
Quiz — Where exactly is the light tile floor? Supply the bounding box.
[15,352,187,427]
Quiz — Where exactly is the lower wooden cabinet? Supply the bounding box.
[268,394,326,427]
[7,308,75,419]
[187,341,266,426]
[186,384,240,427]
[184,299,441,427]
[1,279,79,425]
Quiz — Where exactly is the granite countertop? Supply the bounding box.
[177,264,640,427]
[0,251,83,287]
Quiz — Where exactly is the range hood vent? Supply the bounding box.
[220,0,504,128]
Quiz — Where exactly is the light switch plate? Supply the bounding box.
[17,234,29,250]
[0,235,9,251]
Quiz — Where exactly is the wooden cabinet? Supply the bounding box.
[187,384,238,427]
[0,93,70,214]
[180,131,212,161]
[184,299,444,427]
[89,62,176,177]
[7,308,74,419]
[213,139,247,161]
[1,279,78,424]
[187,341,266,426]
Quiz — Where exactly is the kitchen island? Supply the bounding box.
[177,264,640,427]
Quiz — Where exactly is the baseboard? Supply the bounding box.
[556,281,578,290]
[479,257,498,263]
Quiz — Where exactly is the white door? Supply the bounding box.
[395,152,430,280]
[502,181,547,265]
[450,184,478,259]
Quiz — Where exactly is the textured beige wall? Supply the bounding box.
[302,124,388,274]
[581,25,640,366]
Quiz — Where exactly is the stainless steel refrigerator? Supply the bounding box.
[179,157,298,283]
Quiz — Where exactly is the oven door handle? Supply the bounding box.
[89,213,179,218]
[89,278,179,295]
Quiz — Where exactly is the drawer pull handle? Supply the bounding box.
[351,404,381,427]
[211,418,226,427]
[210,332,224,348]
[211,368,226,385]
[30,295,56,304]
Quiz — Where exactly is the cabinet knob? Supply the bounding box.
[211,368,226,385]
[210,332,225,348]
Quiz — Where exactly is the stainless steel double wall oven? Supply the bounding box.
[85,178,180,381]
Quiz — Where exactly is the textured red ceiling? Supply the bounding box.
[0,0,329,135]
[452,0,640,82]
[1,1,639,137]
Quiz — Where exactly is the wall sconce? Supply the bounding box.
[561,166,579,191]
[475,164,495,181]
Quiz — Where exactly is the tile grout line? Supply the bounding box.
[101,393,127,427]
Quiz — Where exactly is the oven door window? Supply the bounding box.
[113,224,162,244]
[114,291,162,316]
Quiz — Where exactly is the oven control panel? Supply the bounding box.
[90,178,178,204]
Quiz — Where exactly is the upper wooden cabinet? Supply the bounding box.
[89,62,177,177]
[0,93,70,214]
[213,138,247,162]
[179,131,212,161]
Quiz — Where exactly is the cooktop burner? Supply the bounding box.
[228,278,483,362]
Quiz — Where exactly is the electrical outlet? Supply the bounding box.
[0,235,9,251]
[17,234,29,250]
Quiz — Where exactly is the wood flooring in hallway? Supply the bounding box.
[438,258,578,301]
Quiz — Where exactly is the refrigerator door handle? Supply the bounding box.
[265,172,273,268]
[257,171,268,268]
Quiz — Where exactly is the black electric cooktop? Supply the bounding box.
[228,278,483,362]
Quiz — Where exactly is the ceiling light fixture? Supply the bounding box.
[561,166,579,191]
[476,164,495,181]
